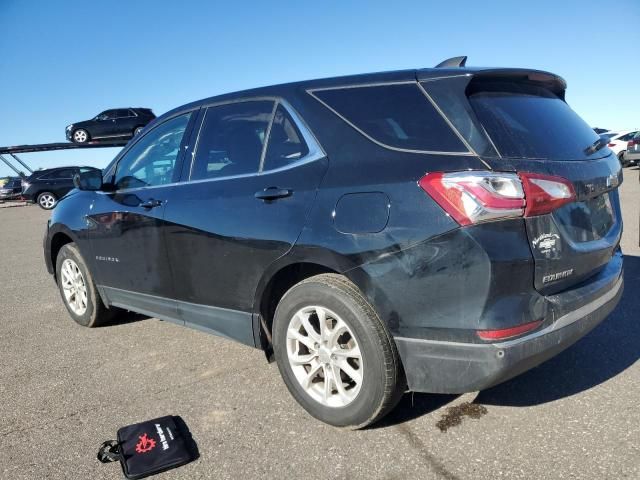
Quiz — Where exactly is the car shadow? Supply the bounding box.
[476,253,639,407]
[98,310,150,327]
[371,392,460,429]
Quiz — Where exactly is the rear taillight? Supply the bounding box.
[419,171,576,225]
[608,143,616,147]
[518,172,575,217]
[628,140,636,147]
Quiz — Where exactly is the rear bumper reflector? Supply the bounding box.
[476,319,543,340]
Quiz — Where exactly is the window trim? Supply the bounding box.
[186,97,326,183]
[306,81,475,156]
[107,111,195,192]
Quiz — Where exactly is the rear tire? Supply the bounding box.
[618,151,629,167]
[273,274,405,428]
[56,243,114,327]
[37,191,57,210]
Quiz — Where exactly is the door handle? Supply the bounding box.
[254,187,293,201]
[140,198,163,209]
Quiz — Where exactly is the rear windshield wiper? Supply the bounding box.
[584,137,608,155]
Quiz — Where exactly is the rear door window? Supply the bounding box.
[310,83,467,153]
[468,82,602,160]
[190,101,274,180]
[263,104,309,170]
[116,109,133,118]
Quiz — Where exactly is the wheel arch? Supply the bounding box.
[254,261,339,359]
[47,226,79,279]
[252,246,392,361]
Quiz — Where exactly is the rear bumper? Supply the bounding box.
[623,150,640,162]
[395,256,623,393]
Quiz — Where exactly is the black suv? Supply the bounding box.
[44,61,623,428]
[22,166,100,209]
[0,177,23,200]
[66,108,156,144]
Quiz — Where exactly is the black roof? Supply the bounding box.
[160,65,566,120]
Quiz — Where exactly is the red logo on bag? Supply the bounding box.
[135,433,157,454]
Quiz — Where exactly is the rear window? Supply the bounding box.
[311,83,467,153]
[468,82,602,160]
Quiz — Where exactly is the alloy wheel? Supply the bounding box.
[286,306,363,407]
[39,194,56,209]
[73,130,88,143]
[60,259,88,316]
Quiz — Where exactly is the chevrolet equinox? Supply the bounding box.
[44,58,624,428]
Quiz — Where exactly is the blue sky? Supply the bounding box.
[1,0,638,177]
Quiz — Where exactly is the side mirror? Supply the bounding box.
[73,170,103,191]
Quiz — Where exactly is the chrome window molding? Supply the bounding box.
[103,108,199,179]
[258,101,280,172]
[105,97,326,195]
[415,82,477,155]
[307,81,475,157]
[419,73,473,83]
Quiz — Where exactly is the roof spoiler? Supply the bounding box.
[435,56,467,68]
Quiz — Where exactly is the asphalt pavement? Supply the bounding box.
[1,168,638,479]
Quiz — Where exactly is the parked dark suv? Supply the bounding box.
[66,108,156,144]
[0,177,23,200]
[22,166,100,209]
[44,60,623,428]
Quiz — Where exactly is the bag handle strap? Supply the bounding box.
[97,440,121,463]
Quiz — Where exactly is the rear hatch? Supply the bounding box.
[421,70,622,294]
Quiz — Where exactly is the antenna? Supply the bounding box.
[435,56,467,68]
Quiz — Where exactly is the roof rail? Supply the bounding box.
[435,56,467,68]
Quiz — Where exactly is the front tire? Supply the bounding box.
[56,243,113,327]
[72,128,90,143]
[37,192,57,210]
[273,274,404,428]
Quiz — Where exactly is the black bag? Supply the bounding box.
[98,415,199,479]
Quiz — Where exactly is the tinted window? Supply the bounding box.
[468,82,601,160]
[263,104,309,169]
[190,101,274,180]
[114,112,191,189]
[312,83,467,152]
[42,169,74,179]
[619,132,637,141]
[116,109,133,118]
[96,110,116,120]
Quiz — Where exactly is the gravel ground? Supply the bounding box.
[0,168,638,479]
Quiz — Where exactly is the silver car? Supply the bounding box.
[624,131,640,164]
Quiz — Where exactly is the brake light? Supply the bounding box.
[518,172,575,217]
[628,140,636,147]
[608,143,616,147]
[477,319,543,340]
[419,171,576,225]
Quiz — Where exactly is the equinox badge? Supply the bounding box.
[542,269,574,283]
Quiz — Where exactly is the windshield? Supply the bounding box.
[468,82,603,161]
